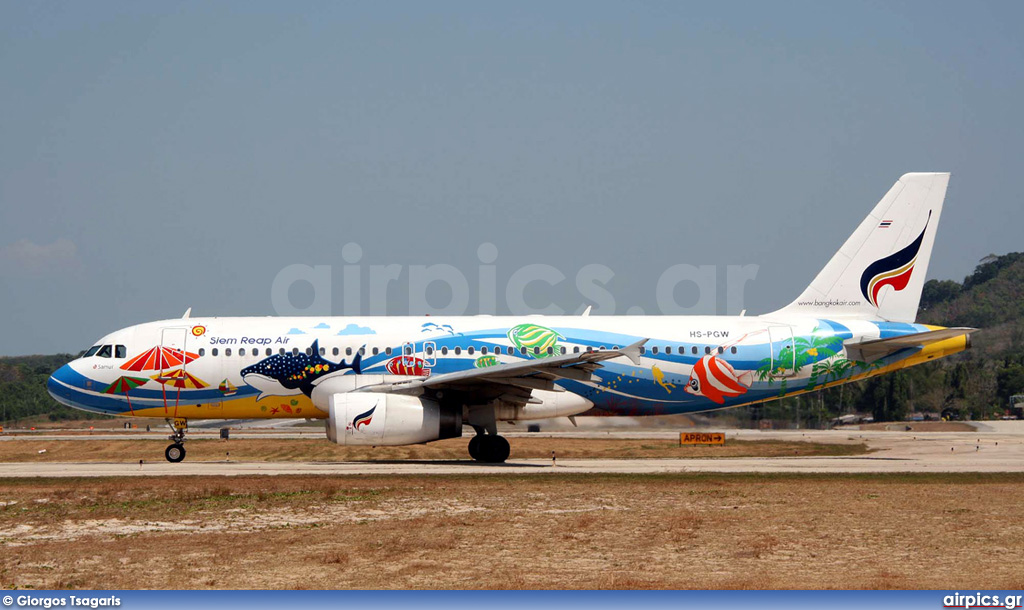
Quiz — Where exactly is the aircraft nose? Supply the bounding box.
[47,364,74,401]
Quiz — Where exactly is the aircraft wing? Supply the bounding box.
[356,339,648,405]
[844,327,974,363]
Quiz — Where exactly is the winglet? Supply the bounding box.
[182,307,192,319]
[581,305,592,317]
[619,338,648,366]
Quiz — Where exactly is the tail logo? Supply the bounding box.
[859,211,931,307]
[353,403,376,431]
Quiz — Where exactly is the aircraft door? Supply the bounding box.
[767,326,797,377]
[160,327,190,380]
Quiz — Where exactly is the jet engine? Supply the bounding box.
[325,392,462,446]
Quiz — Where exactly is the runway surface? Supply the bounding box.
[1,424,1022,476]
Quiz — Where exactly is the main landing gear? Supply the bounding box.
[468,434,510,463]
[165,418,187,463]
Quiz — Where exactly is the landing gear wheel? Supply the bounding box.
[468,435,482,461]
[165,443,186,463]
[473,435,510,463]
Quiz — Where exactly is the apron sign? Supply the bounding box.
[679,432,725,445]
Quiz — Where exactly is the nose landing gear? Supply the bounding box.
[164,418,188,463]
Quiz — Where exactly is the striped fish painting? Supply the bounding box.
[684,353,753,404]
[507,324,563,359]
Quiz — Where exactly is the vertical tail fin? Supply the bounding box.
[773,172,950,323]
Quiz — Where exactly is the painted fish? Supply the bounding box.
[684,354,752,404]
[507,323,563,359]
[474,355,499,368]
[240,340,361,399]
[385,356,430,376]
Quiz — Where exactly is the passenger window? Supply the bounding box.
[292,348,299,355]
[468,347,475,355]
[320,347,326,356]
[731,347,737,354]
[638,347,645,355]
[533,347,540,355]
[359,347,365,355]
[85,346,101,357]
[718,347,725,354]
[705,346,712,355]
[372,347,379,356]
[481,347,488,355]
[560,346,566,354]
[333,347,339,356]
[575,346,581,354]
[266,348,272,356]
[405,345,413,356]
[586,346,593,353]
[225,348,232,356]
[692,346,698,355]
[115,345,126,358]
[520,347,527,355]
[547,347,553,355]
[665,347,672,355]
[385,347,392,356]
[97,345,112,358]
[426,346,434,355]
[306,348,312,356]
[198,348,206,357]
[346,347,353,356]
[507,347,515,355]
[454,347,462,355]
[240,348,247,356]
[212,348,219,356]
[441,347,448,355]
[652,347,659,355]
[279,348,285,355]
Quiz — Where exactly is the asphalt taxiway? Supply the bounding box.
[0,423,1021,476]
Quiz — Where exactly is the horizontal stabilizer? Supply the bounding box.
[844,327,974,363]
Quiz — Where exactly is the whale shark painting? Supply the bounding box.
[240,340,362,399]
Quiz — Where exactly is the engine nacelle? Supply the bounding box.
[326,392,462,446]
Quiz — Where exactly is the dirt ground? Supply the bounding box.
[1,472,1022,590]
[0,437,866,463]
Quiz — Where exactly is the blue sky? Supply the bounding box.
[1,1,1022,355]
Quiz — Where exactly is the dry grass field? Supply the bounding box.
[2,472,1022,590]
[0,437,867,463]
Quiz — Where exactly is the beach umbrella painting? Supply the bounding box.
[121,346,200,372]
[151,368,208,389]
[150,368,209,416]
[102,375,149,416]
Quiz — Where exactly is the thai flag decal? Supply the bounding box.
[859,211,930,307]
[878,220,893,228]
[353,403,377,431]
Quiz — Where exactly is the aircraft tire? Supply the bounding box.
[468,435,482,461]
[165,443,186,463]
[481,435,510,463]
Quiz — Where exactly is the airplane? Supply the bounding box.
[47,173,972,463]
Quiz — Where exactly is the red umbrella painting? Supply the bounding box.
[102,375,149,416]
[121,346,200,372]
[150,368,209,415]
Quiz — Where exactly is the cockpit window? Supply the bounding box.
[96,345,112,358]
[115,345,126,358]
[85,346,101,357]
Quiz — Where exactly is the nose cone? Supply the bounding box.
[48,364,75,404]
